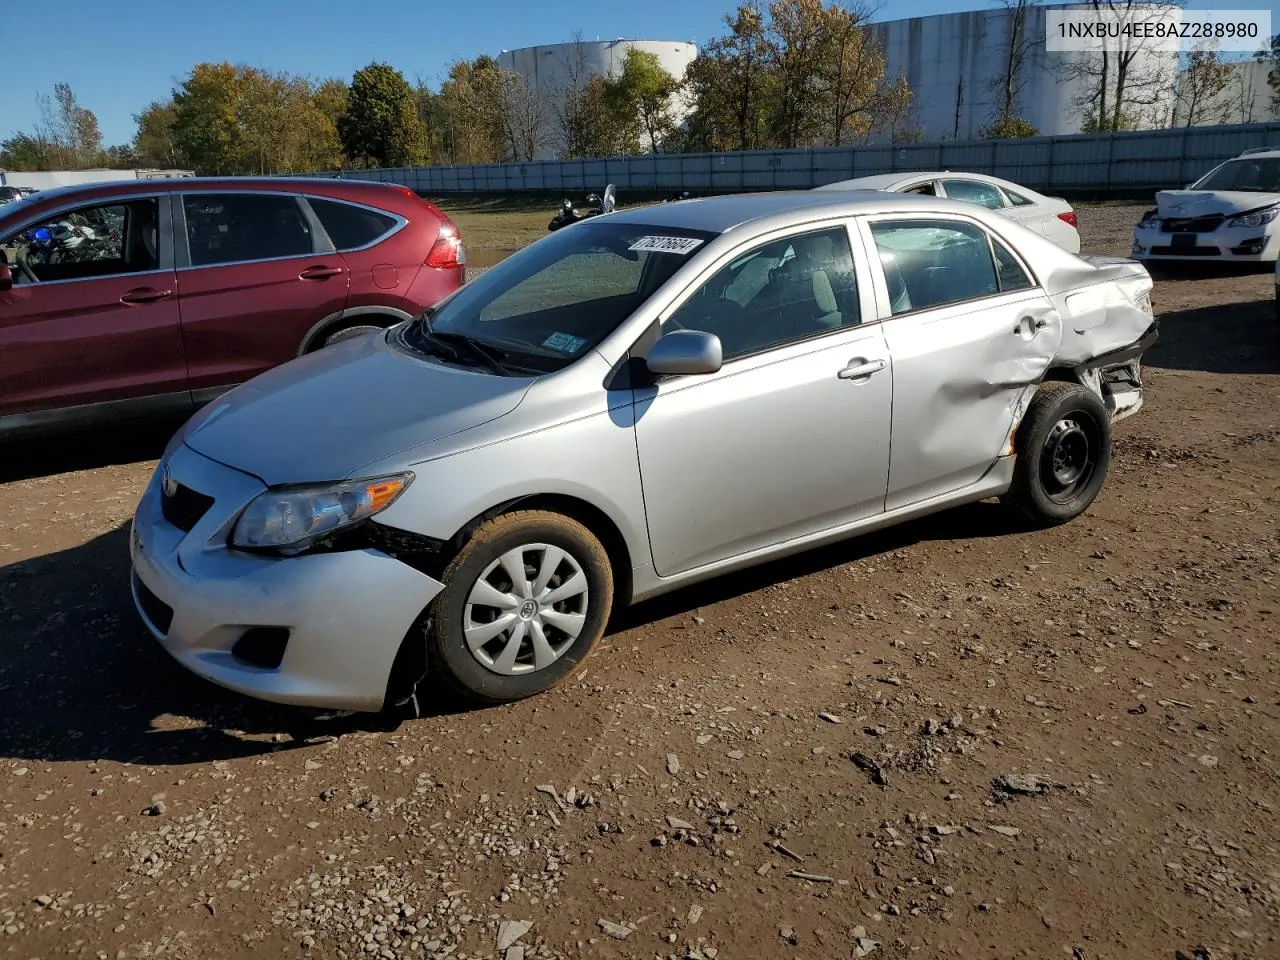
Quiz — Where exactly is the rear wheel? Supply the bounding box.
[1002,381,1111,527]
[426,511,614,704]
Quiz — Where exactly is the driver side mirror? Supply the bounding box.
[645,329,722,376]
[0,263,12,293]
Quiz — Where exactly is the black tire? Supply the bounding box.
[1002,381,1111,527]
[320,324,385,348]
[426,510,614,704]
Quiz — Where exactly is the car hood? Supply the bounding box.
[1154,189,1280,218]
[181,333,532,486]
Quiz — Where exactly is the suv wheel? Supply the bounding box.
[426,511,614,704]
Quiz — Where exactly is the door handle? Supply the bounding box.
[120,287,173,304]
[1014,315,1050,334]
[299,265,344,280]
[838,358,887,380]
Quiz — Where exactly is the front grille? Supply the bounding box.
[133,573,174,635]
[1161,215,1225,234]
[161,483,215,532]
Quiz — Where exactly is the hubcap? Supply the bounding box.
[1042,417,1095,502]
[463,543,589,676]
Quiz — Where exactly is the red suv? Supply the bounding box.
[0,177,465,439]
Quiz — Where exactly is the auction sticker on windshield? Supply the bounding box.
[542,332,589,354]
[629,236,705,255]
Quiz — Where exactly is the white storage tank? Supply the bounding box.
[497,39,697,157]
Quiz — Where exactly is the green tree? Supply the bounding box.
[605,48,679,152]
[338,62,427,167]
[682,4,772,151]
[133,100,184,168]
[171,62,245,174]
[0,133,49,170]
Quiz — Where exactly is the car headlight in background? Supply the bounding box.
[1137,209,1159,228]
[1227,206,1280,229]
[232,473,413,554]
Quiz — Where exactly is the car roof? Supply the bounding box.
[0,176,411,210]
[604,190,994,235]
[817,171,1033,193]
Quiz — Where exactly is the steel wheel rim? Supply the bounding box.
[463,542,589,676]
[1041,416,1097,503]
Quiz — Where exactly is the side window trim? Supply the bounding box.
[0,194,173,287]
[855,213,1041,321]
[300,194,408,253]
[986,231,1039,292]
[176,190,325,271]
[647,218,871,370]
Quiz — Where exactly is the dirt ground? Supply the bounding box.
[0,203,1276,960]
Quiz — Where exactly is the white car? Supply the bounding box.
[815,172,1080,254]
[1132,148,1280,264]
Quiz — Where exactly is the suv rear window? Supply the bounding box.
[309,197,397,250]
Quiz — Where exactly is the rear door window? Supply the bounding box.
[308,197,398,250]
[182,193,315,267]
[869,219,1000,315]
[940,179,1007,210]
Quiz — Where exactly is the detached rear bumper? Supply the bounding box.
[1076,320,1159,424]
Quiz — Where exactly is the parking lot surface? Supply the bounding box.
[1,203,1276,960]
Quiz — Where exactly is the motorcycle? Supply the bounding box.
[23,216,117,266]
[548,183,616,232]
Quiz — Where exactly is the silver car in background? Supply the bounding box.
[129,191,1157,713]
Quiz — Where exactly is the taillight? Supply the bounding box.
[425,220,465,269]
[1058,211,1078,229]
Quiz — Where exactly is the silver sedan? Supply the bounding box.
[129,191,1157,712]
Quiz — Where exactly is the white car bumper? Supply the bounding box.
[1132,221,1280,262]
[129,443,445,711]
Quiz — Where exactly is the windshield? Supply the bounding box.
[1192,157,1280,193]
[399,220,717,374]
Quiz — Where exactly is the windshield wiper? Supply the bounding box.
[425,329,509,375]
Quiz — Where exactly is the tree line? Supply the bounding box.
[3,0,1279,176]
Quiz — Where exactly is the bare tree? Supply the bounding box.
[983,0,1039,137]
[1172,45,1234,127]
[499,70,549,162]
[1059,0,1183,132]
[550,32,593,158]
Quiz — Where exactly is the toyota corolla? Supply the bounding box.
[130,191,1157,713]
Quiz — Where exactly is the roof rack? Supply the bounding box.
[1238,146,1280,156]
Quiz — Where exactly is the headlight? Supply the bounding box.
[1138,209,1159,227]
[1228,206,1280,228]
[231,473,413,554]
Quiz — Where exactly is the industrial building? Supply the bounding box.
[869,3,1181,140]
[496,39,697,158]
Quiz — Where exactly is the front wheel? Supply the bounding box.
[426,510,614,704]
[1002,381,1111,527]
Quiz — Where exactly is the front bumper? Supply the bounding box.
[129,443,445,711]
[1132,223,1280,262]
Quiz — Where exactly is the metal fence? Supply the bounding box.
[306,122,1280,196]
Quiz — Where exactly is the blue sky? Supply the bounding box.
[0,0,1275,148]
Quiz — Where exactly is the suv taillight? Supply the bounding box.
[1058,211,1078,229]
[425,219,465,269]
